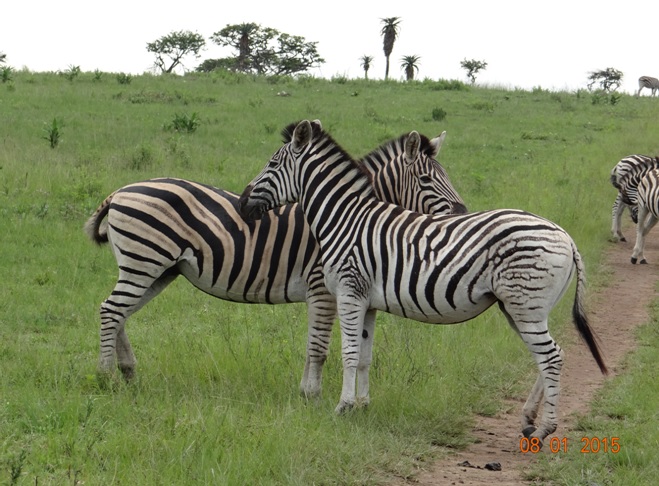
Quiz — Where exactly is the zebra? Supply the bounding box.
[84,125,467,397]
[637,76,659,96]
[630,168,659,264]
[238,119,608,444]
[610,154,659,241]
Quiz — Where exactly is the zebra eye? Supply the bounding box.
[419,175,433,184]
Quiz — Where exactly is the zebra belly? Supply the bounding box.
[369,287,497,324]
[176,255,311,304]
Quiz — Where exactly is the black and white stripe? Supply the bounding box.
[637,76,659,96]
[238,120,608,444]
[610,154,659,241]
[85,125,466,397]
[631,168,659,264]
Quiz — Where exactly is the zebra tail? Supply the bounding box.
[572,244,609,375]
[84,192,115,245]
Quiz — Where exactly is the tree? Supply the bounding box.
[380,17,401,80]
[359,55,374,80]
[0,52,6,64]
[460,58,488,84]
[147,30,206,74]
[587,67,623,92]
[400,55,420,81]
[207,24,324,76]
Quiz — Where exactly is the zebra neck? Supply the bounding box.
[299,151,374,242]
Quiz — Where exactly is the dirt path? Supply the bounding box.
[397,233,659,485]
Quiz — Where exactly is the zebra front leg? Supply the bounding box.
[355,309,377,408]
[611,194,627,242]
[631,207,657,264]
[300,285,337,399]
[335,295,369,414]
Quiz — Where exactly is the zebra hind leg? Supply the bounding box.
[98,268,179,381]
[498,303,563,443]
[611,194,627,242]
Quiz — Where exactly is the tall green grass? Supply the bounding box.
[1,70,658,484]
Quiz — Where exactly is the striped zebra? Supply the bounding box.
[238,120,608,444]
[84,125,467,398]
[637,76,659,96]
[610,154,659,241]
[631,168,659,264]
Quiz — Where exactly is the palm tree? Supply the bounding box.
[360,55,374,80]
[237,23,258,72]
[380,17,401,80]
[400,55,420,81]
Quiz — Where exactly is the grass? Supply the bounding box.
[1,69,658,484]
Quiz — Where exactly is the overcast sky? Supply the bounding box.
[3,1,657,94]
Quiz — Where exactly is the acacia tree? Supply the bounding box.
[400,55,420,81]
[380,17,401,80]
[360,55,374,79]
[587,67,623,92]
[460,58,488,84]
[147,31,206,74]
[207,24,324,76]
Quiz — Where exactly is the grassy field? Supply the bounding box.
[1,70,658,485]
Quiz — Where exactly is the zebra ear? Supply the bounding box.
[293,120,313,150]
[429,131,447,158]
[311,119,322,130]
[404,131,421,166]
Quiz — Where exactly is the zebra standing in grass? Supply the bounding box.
[610,154,659,241]
[238,120,608,444]
[637,76,659,96]
[84,125,466,397]
[630,169,659,264]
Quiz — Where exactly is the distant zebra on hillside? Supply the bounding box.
[631,169,659,264]
[238,119,608,444]
[84,127,466,398]
[610,154,659,241]
[637,76,659,96]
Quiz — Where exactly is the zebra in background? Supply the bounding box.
[631,169,659,264]
[610,154,659,241]
[84,125,466,398]
[238,120,608,444]
[637,76,659,96]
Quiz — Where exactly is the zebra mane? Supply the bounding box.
[281,121,373,186]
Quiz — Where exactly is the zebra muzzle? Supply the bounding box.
[237,185,265,221]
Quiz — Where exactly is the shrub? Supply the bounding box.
[43,117,63,148]
[165,112,201,133]
[431,107,447,121]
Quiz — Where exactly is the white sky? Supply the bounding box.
[3,1,657,94]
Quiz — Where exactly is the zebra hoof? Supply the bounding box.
[640,259,648,264]
[119,365,136,381]
[522,426,536,439]
[631,257,638,264]
[620,237,627,242]
[335,400,355,415]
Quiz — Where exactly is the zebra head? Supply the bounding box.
[238,120,316,220]
[395,131,467,215]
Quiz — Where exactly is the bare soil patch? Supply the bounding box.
[396,235,659,485]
